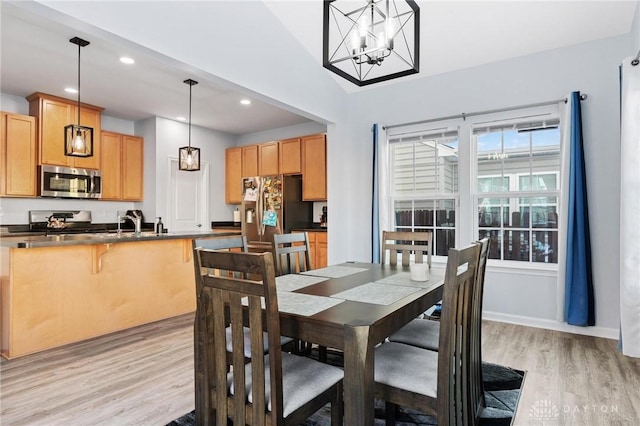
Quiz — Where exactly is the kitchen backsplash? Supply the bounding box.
[312,201,327,223]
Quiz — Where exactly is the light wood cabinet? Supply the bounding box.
[27,92,103,170]
[225,147,243,204]
[302,134,327,201]
[258,142,279,176]
[100,131,143,200]
[0,112,37,197]
[225,133,326,204]
[316,231,328,268]
[1,239,196,359]
[242,145,258,177]
[295,230,328,269]
[279,137,301,175]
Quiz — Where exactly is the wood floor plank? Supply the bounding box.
[1,315,639,425]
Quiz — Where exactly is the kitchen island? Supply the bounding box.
[0,230,240,359]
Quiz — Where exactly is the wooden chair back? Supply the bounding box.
[381,230,433,267]
[192,236,248,423]
[437,242,482,426]
[273,232,313,275]
[194,249,286,425]
[469,238,490,413]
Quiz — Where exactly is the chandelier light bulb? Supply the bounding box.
[186,151,193,166]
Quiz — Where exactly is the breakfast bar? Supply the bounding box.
[0,230,239,359]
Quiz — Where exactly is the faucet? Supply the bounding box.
[119,211,141,236]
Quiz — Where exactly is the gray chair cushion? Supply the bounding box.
[387,318,440,351]
[229,352,343,417]
[225,327,294,358]
[374,342,438,398]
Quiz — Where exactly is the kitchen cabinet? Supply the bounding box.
[0,112,37,197]
[294,230,328,269]
[101,131,144,200]
[279,137,301,174]
[258,142,279,176]
[27,92,103,170]
[225,147,243,204]
[242,145,258,177]
[0,238,197,359]
[302,134,327,201]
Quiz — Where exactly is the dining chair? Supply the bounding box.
[273,232,313,275]
[381,230,433,267]
[194,249,344,425]
[374,242,483,426]
[387,237,489,353]
[273,232,324,358]
[192,236,296,422]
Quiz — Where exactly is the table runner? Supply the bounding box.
[330,282,422,305]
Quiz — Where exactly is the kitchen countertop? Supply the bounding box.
[0,229,241,249]
[292,228,328,232]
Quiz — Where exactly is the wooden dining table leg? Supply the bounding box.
[344,321,374,425]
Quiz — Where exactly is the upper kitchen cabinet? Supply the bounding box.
[242,145,258,177]
[0,112,37,197]
[302,134,327,201]
[225,147,243,204]
[27,93,103,170]
[258,142,279,176]
[279,137,301,175]
[101,131,144,200]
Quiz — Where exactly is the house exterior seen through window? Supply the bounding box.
[386,106,561,266]
[390,131,458,256]
[475,122,560,263]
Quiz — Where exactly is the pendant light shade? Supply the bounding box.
[178,79,200,171]
[65,36,93,157]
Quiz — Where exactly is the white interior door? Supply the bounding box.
[168,158,209,232]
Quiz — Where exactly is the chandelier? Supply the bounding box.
[323,0,419,86]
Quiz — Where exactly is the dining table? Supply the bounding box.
[195,261,445,425]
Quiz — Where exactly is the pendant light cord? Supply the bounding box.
[188,82,192,150]
[77,41,81,126]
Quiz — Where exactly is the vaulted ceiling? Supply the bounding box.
[1,1,636,135]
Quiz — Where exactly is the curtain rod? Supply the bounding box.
[383,94,588,131]
[632,50,640,66]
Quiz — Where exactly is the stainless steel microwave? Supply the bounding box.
[40,165,102,199]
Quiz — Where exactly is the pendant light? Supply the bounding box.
[323,0,419,86]
[178,79,201,171]
[64,36,93,157]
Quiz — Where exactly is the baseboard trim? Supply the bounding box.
[483,311,619,340]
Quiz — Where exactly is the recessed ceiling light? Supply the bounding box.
[120,57,135,64]
[64,87,78,94]
[240,99,251,105]
[176,116,186,121]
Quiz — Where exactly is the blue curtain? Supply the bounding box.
[372,124,380,263]
[564,91,595,326]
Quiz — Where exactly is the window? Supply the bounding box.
[475,120,560,263]
[384,103,562,267]
[389,130,458,256]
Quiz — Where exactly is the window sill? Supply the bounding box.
[431,256,558,277]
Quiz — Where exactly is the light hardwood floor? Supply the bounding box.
[1,314,639,425]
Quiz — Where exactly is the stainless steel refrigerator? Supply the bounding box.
[240,175,312,244]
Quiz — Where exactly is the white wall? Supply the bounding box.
[343,35,628,335]
[237,121,327,146]
[146,117,237,224]
[633,0,640,53]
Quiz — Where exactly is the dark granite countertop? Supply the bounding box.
[0,229,241,248]
[291,227,327,232]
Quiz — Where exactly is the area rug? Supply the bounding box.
[167,350,524,426]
